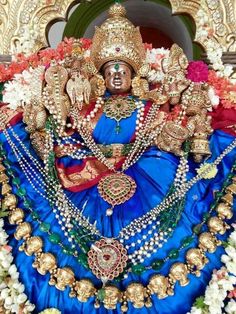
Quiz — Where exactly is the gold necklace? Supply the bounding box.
[3,160,234,311]
[103,96,137,134]
[74,99,162,215]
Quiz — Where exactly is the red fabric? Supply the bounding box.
[209,104,236,136]
[56,157,125,192]
[0,102,23,131]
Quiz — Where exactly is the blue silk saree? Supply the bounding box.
[0,98,235,314]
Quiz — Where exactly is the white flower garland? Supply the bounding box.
[195,9,233,78]
[1,214,235,313]
[3,68,37,110]
[2,47,171,110]
[188,225,236,314]
[145,47,169,84]
[3,66,45,110]
[0,219,35,313]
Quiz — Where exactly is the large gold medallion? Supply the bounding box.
[98,173,136,215]
[88,238,128,283]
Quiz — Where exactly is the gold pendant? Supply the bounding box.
[88,238,128,283]
[98,173,136,215]
[196,163,218,179]
[103,96,136,133]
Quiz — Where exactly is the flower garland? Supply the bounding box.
[195,9,233,78]
[145,44,169,84]
[0,38,92,83]
[2,67,44,110]
[188,225,236,314]
[0,217,63,314]
[1,34,236,112]
[0,219,35,313]
[1,222,236,313]
[208,70,236,110]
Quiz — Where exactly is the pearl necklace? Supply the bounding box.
[2,117,236,269]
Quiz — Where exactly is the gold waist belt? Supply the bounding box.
[97,143,134,157]
[56,143,134,158]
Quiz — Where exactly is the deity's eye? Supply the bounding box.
[122,71,126,75]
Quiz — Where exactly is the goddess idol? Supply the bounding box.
[0,2,236,314]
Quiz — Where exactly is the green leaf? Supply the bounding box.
[194,296,208,310]
[0,202,9,217]
[0,211,9,218]
[97,288,106,301]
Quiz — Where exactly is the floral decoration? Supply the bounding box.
[0,219,35,313]
[1,35,236,115]
[188,225,236,314]
[195,9,233,78]
[208,70,236,110]
[2,67,44,110]
[39,309,62,314]
[0,38,92,83]
[187,61,209,83]
[145,45,169,83]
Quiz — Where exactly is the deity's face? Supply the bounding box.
[103,61,132,94]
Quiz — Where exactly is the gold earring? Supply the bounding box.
[131,76,149,98]
[90,74,106,98]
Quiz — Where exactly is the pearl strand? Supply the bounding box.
[118,138,236,241]
[5,126,99,238]
[4,129,77,245]
[176,82,194,125]
[70,97,104,129]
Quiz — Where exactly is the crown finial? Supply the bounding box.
[109,2,126,17]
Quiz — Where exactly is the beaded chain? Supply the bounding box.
[1,143,235,311]
[2,120,236,271]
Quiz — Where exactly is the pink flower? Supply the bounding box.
[228,288,236,298]
[187,61,209,82]
[3,245,12,252]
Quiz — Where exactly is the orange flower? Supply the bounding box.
[208,70,236,110]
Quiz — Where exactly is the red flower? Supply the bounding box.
[80,38,92,50]
[144,43,153,50]
[228,288,236,298]
[187,61,209,83]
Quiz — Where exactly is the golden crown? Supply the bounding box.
[90,3,146,73]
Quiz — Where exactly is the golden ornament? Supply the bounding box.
[197,163,218,179]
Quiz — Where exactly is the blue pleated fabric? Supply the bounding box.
[0,100,235,314]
